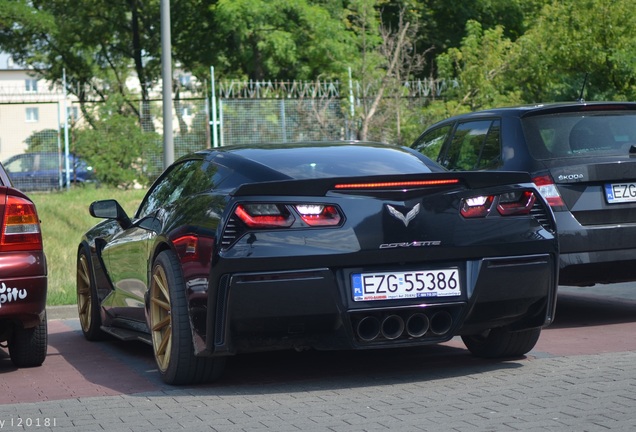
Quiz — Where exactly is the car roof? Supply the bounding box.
[430,101,636,124]
[0,162,10,186]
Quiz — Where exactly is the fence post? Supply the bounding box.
[348,67,355,140]
[62,69,70,190]
[210,66,219,148]
[56,100,63,189]
[280,99,286,142]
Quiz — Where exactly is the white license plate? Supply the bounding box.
[352,269,461,302]
[605,183,636,203]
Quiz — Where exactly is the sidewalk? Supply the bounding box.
[47,305,77,320]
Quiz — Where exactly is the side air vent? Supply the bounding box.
[220,216,243,249]
[530,200,556,233]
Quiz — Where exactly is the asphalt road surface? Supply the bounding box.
[1,284,636,431]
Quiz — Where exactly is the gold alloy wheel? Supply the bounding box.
[150,264,172,373]
[76,253,92,333]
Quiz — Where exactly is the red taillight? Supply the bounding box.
[497,191,536,215]
[234,204,294,228]
[532,175,565,208]
[0,195,43,251]
[173,234,199,262]
[460,195,494,218]
[460,190,536,218]
[295,204,342,226]
[234,203,343,228]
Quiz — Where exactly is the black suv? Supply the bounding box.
[411,101,636,287]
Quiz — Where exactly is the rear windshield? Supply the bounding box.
[235,145,444,179]
[522,111,636,160]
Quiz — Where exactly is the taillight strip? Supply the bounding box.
[334,179,460,189]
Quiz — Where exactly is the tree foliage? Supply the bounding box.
[72,97,161,189]
[512,0,636,102]
[25,129,59,153]
[431,20,521,117]
[0,0,160,130]
[207,0,350,80]
[6,0,636,165]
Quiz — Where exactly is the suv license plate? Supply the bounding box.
[605,183,636,204]
[352,269,460,302]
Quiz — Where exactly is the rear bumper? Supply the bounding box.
[555,211,636,285]
[0,251,47,331]
[201,253,558,356]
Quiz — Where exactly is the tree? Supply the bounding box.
[205,0,351,80]
[512,0,636,102]
[345,0,428,142]
[73,97,162,189]
[0,0,161,130]
[25,129,59,153]
[427,20,521,120]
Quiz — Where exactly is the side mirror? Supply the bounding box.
[89,199,131,229]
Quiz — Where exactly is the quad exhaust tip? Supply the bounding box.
[429,310,453,335]
[381,315,405,340]
[355,310,453,342]
[356,316,382,342]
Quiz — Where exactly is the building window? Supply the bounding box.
[26,107,39,122]
[25,79,38,93]
[67,106,79,122]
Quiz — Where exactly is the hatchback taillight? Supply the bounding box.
[0,195,43,251]
[532,175,565,208]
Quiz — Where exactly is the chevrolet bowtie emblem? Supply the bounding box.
[386,203,420,227]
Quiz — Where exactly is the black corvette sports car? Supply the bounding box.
[77,142,559,384]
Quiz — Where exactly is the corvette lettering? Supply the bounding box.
[380,240,441,249]
[0,283,27,309]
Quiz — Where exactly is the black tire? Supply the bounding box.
[461,327,541,359]
[9,312,47,368]
[76,246,107,341]
[150,250,226,385]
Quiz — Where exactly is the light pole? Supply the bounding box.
[161,0,174,169]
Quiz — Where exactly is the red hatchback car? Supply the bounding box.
[0,162,47,367]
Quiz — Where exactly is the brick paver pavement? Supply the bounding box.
[1,285,635,431]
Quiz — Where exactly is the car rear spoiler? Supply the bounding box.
[232,171,533,197]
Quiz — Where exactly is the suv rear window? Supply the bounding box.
[522,111,636,160]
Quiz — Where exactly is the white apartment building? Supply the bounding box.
[0,53,74,162]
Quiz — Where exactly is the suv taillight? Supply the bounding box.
[0,195,43,252]
[532,175,566,209]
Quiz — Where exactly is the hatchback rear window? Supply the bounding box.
[522,111,636,160]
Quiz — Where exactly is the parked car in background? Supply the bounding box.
[411,101,636,287]
[0,161,47,367]
[2,152,95,191]
[77,142,558,385]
